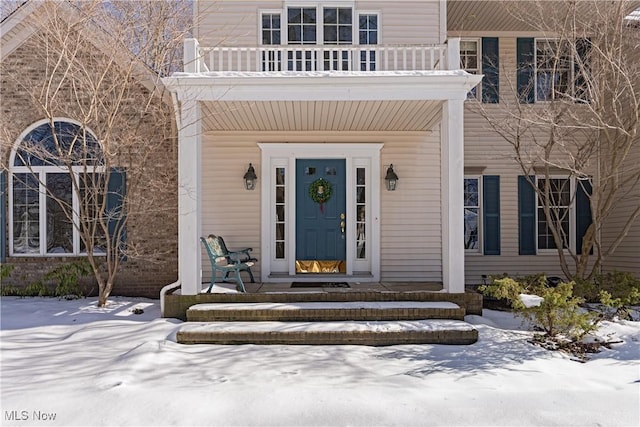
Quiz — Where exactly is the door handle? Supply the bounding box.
[340,220,345,234]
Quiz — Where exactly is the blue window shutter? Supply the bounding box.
[107,168,127,256]
[1,171,6,263]
[482,37,499,104]
[517,38,535,104]
[576,180,592,255]
[518,175,536,255]
[483,175,501,255]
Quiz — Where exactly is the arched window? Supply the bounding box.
[8,119,123,256]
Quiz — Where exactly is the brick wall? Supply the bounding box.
[1,22,178,298]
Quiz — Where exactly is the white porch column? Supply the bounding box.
[178,98,202,295]
[441,99,465,293]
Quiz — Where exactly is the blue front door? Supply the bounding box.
[296,159,346,268]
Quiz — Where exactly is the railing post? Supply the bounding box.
[184,38,200,73]
[447,37,461,70]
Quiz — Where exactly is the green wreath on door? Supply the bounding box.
[309,178,332,213]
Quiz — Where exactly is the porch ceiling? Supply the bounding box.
[200,100,443,132]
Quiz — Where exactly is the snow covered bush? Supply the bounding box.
[574,271,640,320]
[479,276,600,341]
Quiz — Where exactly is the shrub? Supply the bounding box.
[574,271,640,320]
[0,261,91,299]
[43,260,92,299]
[0,264,14,281]
[480,276,600,341]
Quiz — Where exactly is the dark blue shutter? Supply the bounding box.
[482,37,499,104]
[517,38,535,104]
[518,175,536,255]
[576,179,592,255]
[1,171,6,263]
[575,38,591,102]
[483,175,501,255]
[107,168,126,257]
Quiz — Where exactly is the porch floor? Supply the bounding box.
[237,281,444,293]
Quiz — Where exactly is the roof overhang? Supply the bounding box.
[162,71,483,102]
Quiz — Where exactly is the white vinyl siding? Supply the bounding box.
[602,141,640,275]
[201,137,262,281]
[201,130,443,283]
[380,131,442,281]
[195,1,444,47]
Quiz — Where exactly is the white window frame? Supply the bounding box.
[8,119,104,257]
[357,11,380,46]
[460,38,481,100]
[259,10,282,45]
[284,5,320,45]
[263,2,363,47]
[534,38,574,102]
[464,175,482,253]
[535,176,576,253]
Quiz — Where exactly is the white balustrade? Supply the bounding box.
[187,44,450,73]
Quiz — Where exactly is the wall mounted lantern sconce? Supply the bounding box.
[385,164,399,191]
[244,163,257,190]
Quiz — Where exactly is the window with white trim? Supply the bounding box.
[355,167,366,259]
[10,120,105,256]
[535,39,572,101]
[260,6,380,71]
[261,12,282,71]
[464,177,480,250]
[274,167,286,259]
[460,39,480,100]
[323,7,353,70]
[358,13,378,71]
[536,177,571,250]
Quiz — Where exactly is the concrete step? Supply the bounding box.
[176,319,478,345]
[165,291,483,321]
[186,301,466,322]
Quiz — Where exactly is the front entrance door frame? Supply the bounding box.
[259,143,383,282]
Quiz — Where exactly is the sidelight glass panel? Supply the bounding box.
[464,177,480,250]
[355,167,366,259]
[275,167,286,259]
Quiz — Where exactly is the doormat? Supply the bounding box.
[291,282,350,288]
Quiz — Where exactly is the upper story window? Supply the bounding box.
[262,13,281,45]
[460,39,480,100]
[359,14,378,45]
[260,7,380,71]
[517,37,589,103]
[323,7,352,44]
[287,7,317,44]
[535,39,572,101]
[261,7,379,47]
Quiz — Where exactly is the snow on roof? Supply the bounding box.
[170,70,472,79]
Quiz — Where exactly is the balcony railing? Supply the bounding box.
[183,39,462,74]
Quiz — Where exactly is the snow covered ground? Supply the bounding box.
[1,296,638,427]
